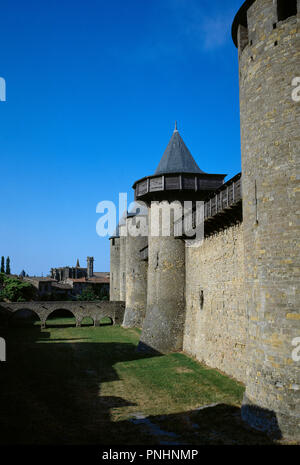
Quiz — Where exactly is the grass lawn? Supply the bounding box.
[0,318,274,445]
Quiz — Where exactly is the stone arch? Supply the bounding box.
[45,308,76,327]
[10,308,41,327]
[80,316,94,327]
[99,316,114,326]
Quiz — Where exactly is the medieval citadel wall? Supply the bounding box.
[119,224,127,302]
[123,215,148,328]
[110,237,120,301]
[236,0,299,438]
[109,0,299,440]
[139,203,186,353]
[183,223,247,383]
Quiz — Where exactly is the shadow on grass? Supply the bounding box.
[0,323,276,445]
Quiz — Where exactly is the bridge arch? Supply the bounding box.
[80,316,94,327]
[0,301,125,328]
[10,308,41,327]
[99,316,114,326]
[45,308,76,327]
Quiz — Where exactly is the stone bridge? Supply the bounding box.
[0,301,125,329]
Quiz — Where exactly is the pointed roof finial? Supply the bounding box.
[76,258,80,268]
[155,124,204,175]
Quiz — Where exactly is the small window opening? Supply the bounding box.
[277,0,297,22]
[200,290,204,310]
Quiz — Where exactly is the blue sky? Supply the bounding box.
[0,0,243,276]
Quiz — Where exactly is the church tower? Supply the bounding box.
[86,256,94,279]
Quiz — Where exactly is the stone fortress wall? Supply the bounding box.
[234,0,300,439]
[109,0,299,440]
[183,223,247,383]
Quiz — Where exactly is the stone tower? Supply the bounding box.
[86,256,94,279]
[119,213,127,302]
[109,228,121,301]
[123,204,148,328]
[133,124,225,353]
[232,0,299,439]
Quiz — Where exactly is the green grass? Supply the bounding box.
[0,318,275,445]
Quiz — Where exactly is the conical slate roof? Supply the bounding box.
[155,125,204,175]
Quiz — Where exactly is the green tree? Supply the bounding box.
[6,257,11,275]
[0,276,36,302]
[77,286,99,302]
[1,256,4,274]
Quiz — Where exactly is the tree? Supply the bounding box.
[5,257,10,275]
[0,276,36,302]
[77,286,99,302]
[1,256,4,274]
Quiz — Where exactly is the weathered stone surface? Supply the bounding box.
[107,0,300,441]
[235,0,300,439]
[123,215,148,328]
[138,204,186,353]
[183,223,247,383]
[119,222,127,302]
[110,237,120,301]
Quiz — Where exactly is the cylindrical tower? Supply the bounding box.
[232,0,299,439]
[109,234,120,301]
[119,217,127,302]
[140,202,186,352]
[133,124,225,353]
[123,207,148,328]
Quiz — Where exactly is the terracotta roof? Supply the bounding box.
[87,277,110,284]
[52,283,72,290]
[70,277,110,284]
[93,272,110,278]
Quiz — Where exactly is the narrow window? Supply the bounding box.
[112,238,115,246]
[277,0,297,22]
